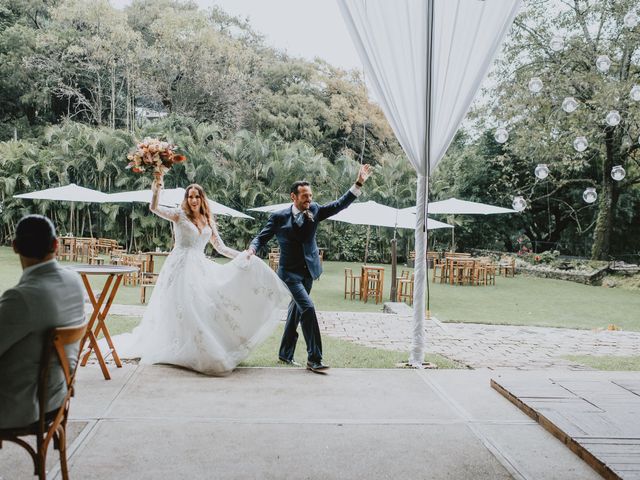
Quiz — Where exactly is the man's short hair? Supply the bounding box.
[290,181,310,195]
[14,215,57,259]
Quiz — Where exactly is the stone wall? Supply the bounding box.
[514,264,609,285]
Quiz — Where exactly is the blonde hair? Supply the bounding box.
[181,184,212,229]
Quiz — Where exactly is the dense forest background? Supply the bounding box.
[1,0,638,262]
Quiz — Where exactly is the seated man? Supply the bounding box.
[0,215,85,429]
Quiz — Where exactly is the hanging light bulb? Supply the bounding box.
[596,55,611,72]
[534,163,550,180]
[562,97,578,113]
[605,110,621,126]
[573,136,588,152]
[624,11,639,28]
[512,196,527,212]
[583,187,597,204]
[549,36,564,52]
[630,85,640,102]
[494,127,509,144]
[622,136,632,150]
[611,165,626,181]
[528,77,543,93]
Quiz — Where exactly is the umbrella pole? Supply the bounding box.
[69,202,74,235]
[390,237,397,301]
[363,225,371,264]
[451,215,455,252]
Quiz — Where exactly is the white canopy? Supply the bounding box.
[14,183,111,203]
[248,202,292,213]
[403,198,516,215]
[338,0,521,366]
[108,188,253,219]
[331,201,452,230]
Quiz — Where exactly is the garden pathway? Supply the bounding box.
[317,310,640,370]
[108,303,640,370]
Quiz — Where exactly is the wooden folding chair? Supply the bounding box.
[0,322,88,480]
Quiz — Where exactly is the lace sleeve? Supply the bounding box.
[210,217,239,259]
[150,204,180,222]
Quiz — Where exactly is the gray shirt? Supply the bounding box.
[0,260,85,428]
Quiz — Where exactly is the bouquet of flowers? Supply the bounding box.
[126,137,186,174]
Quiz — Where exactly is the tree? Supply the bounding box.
[484,0,640,259]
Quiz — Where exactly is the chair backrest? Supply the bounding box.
[37,322,88,436]
[344,268,353,277]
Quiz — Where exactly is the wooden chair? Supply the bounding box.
[344,268,361,300]
[397,273,414,305]
[74,238,97,264]
[268,252,280,272]
[109,247,126,265]
[0,322,88,480]
[140,272,159,304]
[484,262,497,286]
[58,238,76,262]
[122,254,144,286]
[363,270,383,304]
[427,251,441,268]
[450,258,475,285]
[432,258,447,283]
[498,256,516,277]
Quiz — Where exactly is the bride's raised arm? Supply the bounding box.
[150,172,179,222]
[210,217,240,259]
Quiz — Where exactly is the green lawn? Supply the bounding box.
[99,315,459,369]
[1,246,638,331]
[563,355,640,371]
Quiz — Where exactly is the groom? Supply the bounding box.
[248,164,372,373]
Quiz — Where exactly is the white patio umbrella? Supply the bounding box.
[403,198,516,215]
[247,202,292,214]
[338,0,521,366]
[14,183,111,235]
[108,188,253,219]
[332,200,452,301]
[332,200,452,231]
[402,198,516,250]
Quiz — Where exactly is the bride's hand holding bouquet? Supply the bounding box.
[126,137,186,178]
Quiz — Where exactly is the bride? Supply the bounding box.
[116,171,291,375]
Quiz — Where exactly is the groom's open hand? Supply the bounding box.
[357,164,373,185]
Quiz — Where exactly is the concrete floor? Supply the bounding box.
[0,365,602,480]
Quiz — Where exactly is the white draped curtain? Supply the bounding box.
[338,0,521,366]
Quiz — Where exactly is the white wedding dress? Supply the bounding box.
[115,205,290,375]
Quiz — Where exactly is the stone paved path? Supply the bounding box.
[317,311,640,370]
[107,303,640,370]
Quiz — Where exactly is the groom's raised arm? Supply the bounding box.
[249,214,278,255]
[316,188,359,222]
[316,164,373,222]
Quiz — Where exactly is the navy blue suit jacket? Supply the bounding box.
[250,190,357,279]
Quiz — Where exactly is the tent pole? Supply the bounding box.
[409,0,434,368]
